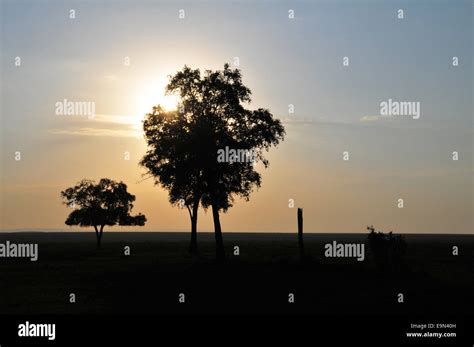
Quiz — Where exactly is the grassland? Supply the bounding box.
[0,232,472,316]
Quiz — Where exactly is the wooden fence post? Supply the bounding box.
[298,208,304,260]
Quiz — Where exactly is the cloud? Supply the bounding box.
[103,75,119,82]
[359,115,380,122]
[282,116,355,125]
[92,114,139,125]
[50,127,139,138]
[49,113,144,138]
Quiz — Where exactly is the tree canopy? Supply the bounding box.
[61,178,146,247]
[141,64,285,260]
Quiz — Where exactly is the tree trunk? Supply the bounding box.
[98,225,104,249]
[189,203,199,255]
[211,204,225,262]
[94,225,101,249]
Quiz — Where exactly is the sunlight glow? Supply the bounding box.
[133,77,179,129]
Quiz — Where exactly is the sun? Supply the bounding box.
[133,78,179,129]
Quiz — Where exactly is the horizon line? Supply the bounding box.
[1,230,473,235]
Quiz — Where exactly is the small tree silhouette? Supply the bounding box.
[61,178,146,248]
[367,225,407,273]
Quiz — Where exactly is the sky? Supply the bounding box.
[0,0,472,233]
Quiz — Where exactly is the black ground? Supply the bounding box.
[0,232,472,345]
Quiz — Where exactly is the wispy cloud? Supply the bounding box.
[50,127,139,138]
[282,116,356,125]
[359,115,380,122]
[92,114,140,125]
[50,113,143,137]
[103,74,119,82]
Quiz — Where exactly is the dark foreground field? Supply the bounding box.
[1,232,473,316]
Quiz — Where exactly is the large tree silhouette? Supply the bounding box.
[61,178,146,248]
[142,64,285,261]
[140,105,204,255]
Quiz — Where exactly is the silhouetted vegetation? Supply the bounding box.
[140,104,203,256]
[61,178,146,248]
[141,64,285,261]
[367,225,407,273]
